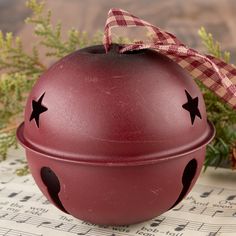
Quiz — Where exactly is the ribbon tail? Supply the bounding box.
[120,43,236,110]
[104,8,236,110]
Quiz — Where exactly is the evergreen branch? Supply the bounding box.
[15,164,30,176]
[198,27,236,170]
[0,0,102,167]
[25,0,90,58]
[0,131,18,161]
[0,0,235,176]
[198,27,230,63]
[0,124,19,134]
[0,32,46,75]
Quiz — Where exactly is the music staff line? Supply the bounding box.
[0,176,35,186]
[192,184,236,200]
[1,181,236,203]
[172,203,236,218]
[1,208,236,235]
[1,160,236,236]
[1,152,235,197]
[0,210,134,236]
[1,186,236,218]
[2,174,236,203]
[0,158,27,176]
[0,226,42,236]
[149,215,236,234]
[0,188,50,205]
[1,159,236,200]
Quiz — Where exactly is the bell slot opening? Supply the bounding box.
[40,167,68,213]
[170,158,197,209]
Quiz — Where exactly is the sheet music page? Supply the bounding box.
[0,146,236,236]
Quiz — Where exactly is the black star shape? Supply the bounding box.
[30,92,48,128]
[182,90,202,125]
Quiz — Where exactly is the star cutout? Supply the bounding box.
[182,90,202,125]
[30,92,48,128]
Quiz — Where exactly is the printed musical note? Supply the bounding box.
[77,229,91,235]
[174,222,189,231]
[212,210,224,217]
[189,206,196,212]
[22,179,30,183]
[232,211,236,217]
[197,223,204,231]
[226,195,236,201]
[217,188,224,195]
[208,233,217,236]
[2,147,236,236]
[200,190,213,198]
[67,224,77,233]
[0,227,43,236]
[37,221,51,228]
[0,178,14,184]
[20,195,33,202]
[9,213,19,221]
[1,229,10,236]
[16,217,31,223]
[55,223,64,229]
[208,226,222,236]
[9,162,16,165]
[8,192,21,198]
[42,200,50,205]
[150,218,165,227]
[0,213,8,219]
[200,207,207,215]
[15,159,25,163]
[172,205,183,211]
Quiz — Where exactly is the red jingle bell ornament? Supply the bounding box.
[17,9,236,226]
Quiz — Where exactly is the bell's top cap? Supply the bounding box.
[17,44,215,165]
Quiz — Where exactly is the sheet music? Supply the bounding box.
[0,147,236,236]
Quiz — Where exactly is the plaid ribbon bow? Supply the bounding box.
[103,8,236,110]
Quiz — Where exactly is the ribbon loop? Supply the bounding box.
[103,8,236,110]
[103,8,183,53]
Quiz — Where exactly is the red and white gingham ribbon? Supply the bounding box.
[103,8,236,110]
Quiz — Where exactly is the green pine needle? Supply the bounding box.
[198,27,231,63]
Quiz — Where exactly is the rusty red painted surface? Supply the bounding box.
[16,44,215,225]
